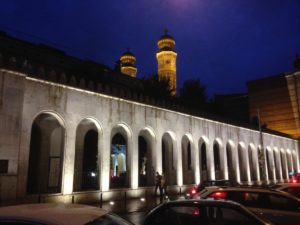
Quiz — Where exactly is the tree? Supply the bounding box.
[179,79,208,109]
[141,74,174,99]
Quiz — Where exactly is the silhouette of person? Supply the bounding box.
[154,171,162,196]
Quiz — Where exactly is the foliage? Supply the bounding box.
[179,79,208,109]
[141,74,174,99]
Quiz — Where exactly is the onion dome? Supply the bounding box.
[120,48,137,77]
[157,29,175,52]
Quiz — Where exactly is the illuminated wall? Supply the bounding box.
[0,69,299,202]
[248,72,300,139]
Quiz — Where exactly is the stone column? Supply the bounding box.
[61,122,76,195]
[100,130,111,191]
[176,137,183,186]
[130,131,138,189]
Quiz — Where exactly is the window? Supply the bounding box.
[269,194,300,211]
[0,160,8,173]
[283,187,300,198]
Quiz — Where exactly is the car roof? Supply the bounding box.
[0,203,107,225]
[161,198,246,208]
[149,199,270,224]
[273,183,300,189]
[201,186,300,199]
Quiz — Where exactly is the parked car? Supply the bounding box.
[0,203,133,225]
[143,198,272,225]
[186,179,239,199]
[196,186,300,225]
[271,183,300,198]
[289,173,300,183]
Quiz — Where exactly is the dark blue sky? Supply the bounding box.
[1,0,300,97]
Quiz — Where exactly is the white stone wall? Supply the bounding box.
[0,69,299,201]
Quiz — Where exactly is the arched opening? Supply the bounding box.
[199,141,208,182]
[238,143,247,182]
[287,151,293,175]
[110,133,128,188]
[213,141,221,180]
[280,150,288,179]
[266,148,274,181]
[74,119,99,191]
[248,145,256,181]
[138,128,155,187]
[182,135,194,184]
[27,113,65,194]
[138,136,148,187]
[162,133,177,185]
[226,142,235,181]
[292,151,297,173]
[249,145,258,181]
[273,149,281,181]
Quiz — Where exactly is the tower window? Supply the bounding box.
[166,60,170,64]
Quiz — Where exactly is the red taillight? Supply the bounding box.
[191,189,197,195]
[210,191,227,199]
[292,179,297,183]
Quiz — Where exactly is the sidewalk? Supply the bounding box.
[96,194,181,213]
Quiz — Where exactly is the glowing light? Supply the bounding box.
[109,201,115,205]
[91,172,96,177]
[140,198,145,202]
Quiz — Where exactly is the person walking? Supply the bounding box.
[154,171,162,196]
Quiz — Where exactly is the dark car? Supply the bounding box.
[271,183,300,198]
[186,180,239,199]
[144,199,272,225]
[0,203,133,225]
[198,186,300,225]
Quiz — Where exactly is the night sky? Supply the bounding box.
[1,0,300,97]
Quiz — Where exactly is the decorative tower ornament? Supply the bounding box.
[120,48,137,77]
[156,29,177,96]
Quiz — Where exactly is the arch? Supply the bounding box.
[182,134,195,184]
[213,139,223,180]
[238,142,248,182]
[110,123,132,189]
[266,147,274,181]
[73,118,102,191]
[226,140,236,181]
[272,148,280,181]
[248,143,258,181]
[280,149,288,180]
[286,149,293,175]
[138,126,156,187]
[199,136,209,182]
[292,150,298,173]
[27,112,65,194]
[162,131,177,185]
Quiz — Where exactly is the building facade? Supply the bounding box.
[248,70,300,139]
[0,32,299,204]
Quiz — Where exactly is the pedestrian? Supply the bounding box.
[161,173,167,196]
[154,171,162,196]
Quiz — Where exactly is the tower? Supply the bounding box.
[156,30,177,95]
[120,48,137,77]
